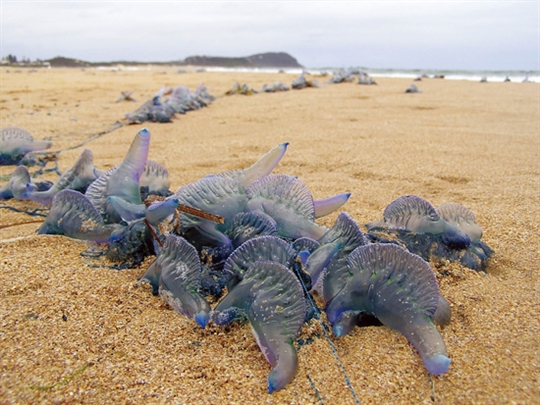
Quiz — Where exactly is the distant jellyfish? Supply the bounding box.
[0,165,35,200]
[24,148,99,206]
[325,244,451,375]
[0,126,52,165]
[405,84,422,93]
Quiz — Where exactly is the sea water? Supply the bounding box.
[202,66,538,83]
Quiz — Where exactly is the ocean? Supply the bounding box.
[201,66,538,83]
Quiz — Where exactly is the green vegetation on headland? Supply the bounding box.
[1,52,303,68]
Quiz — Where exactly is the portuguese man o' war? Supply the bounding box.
[141,234,210,327]
[37,189,118,243]
[436,203,483,242]
[325,243,451,375]
[222,235,297,289]
[86,128,150,223]
[0,126,52,165]
[24,148,100,206]
[213,259,306,393]
[4,123,499,393]
[366,195,471,250]
[0,166,38,200]
[246,174,328,240]
[365,195,493,270]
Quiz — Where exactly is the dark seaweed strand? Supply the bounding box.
[0,204,48,217]
[307,374,325,404]
[54,121,125,153]
[292,265,361,404]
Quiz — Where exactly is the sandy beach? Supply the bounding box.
[0,67,538,404]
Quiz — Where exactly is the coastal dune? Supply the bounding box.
[0,68,538,404]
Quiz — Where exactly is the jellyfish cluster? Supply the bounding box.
[125,83,215,124]
[0,127,493,393]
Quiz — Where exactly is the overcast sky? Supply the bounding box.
[1,1,538,70]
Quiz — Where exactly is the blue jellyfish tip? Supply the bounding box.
[282,142,290,148]
[426,354,451,375]
[297,250,310,265]
[333,323,346,338]
[139,128,151,137]
[267,380,276,394]
[194,312,209,328]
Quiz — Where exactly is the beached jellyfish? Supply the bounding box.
[0,166,36,200]
[325,243,451,375]
[291,72,320,89]
[139,160,172,198]
[174,176,248,250]
[141,234,210,327]
[0,126,52,165]
[436,203,483,242]
[222,235,297,289]
[365,195,470,249]
[213,260,307,393]
[24,148,100,206]
[107,195,180,226]
[86,128,150,223]
[219,211,278,249]
[37,189,118,243]
[246,174,328,240]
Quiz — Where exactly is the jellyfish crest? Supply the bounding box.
[305,242,341,289]
[291,237,320,254]
[223,235,297,288]
[319,212,367,247]
[140,160,170,193]
[141,234,198,290]
[175,175,248,220]
[213,260,306,393]
[246,174,327,240]
[69,148,100,191]
[106,128,150,205]
[313,192,351,218]
[247,174,315,220]
[217,143,289,187]
[85,166,117,215]
[220,211,278,248]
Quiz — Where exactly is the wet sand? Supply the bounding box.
[0,68,538,404]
